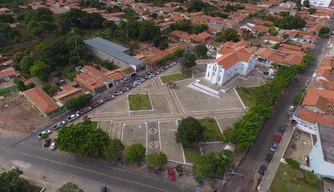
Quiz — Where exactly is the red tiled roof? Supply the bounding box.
[24,87,60,114]
[298,108,334,127]
[302,88,334,106]
[0,68,20,78]
[214,47,252,70]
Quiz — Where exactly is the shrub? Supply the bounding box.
[285,158,300,169]
[304,172,318,186]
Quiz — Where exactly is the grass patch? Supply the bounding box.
[270,163,323,192]
[235,87,257,107]
[199,118,223,142]
[128,94,152,111]
[61,65,77,81]
[77,121,98,128]
[160,73,191,84]
[28,183,42,192]
[183,146,201,163]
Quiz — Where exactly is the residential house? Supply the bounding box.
[84,37,144,71]
[53,83,83,104]
[254,48,304,66]
[264,36,284,45]
[24,87,62,118]
[0,68,20,83]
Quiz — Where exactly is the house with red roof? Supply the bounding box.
[24,87,62,118]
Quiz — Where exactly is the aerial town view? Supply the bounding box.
[0,0,334,191]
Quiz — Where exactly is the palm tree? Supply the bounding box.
[82,116,91,125]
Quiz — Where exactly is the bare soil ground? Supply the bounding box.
[0,94,47,137]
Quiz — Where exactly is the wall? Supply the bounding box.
[87,46,128,67]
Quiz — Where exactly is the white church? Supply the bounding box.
[205,42,257,86]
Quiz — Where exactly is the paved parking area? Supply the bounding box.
[216,116,241,132]
[159,121,184,163]
[283,129,313,166]
[121,123,147,147]
[174,79,244,112]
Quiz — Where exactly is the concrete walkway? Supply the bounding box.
[257,123,295,191]
[0,156,125,192]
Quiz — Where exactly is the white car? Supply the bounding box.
[67,113,80,122]
[50,142,57,150]
[133,81,141,86]
[52,121,66,130]
[289,105,295,112]
[38,130,52,138]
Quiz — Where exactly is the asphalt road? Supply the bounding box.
[221,20,334,192]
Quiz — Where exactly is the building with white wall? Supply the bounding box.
[205,47,257,85]
[301,0,331,7]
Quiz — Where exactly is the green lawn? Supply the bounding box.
[270,163,323,192]
[199,118,223,141]
[160,73,191,84]
[128,94,152,110]
[90,121,98,128]
[235,87,257,107]
[183,146,201,163]
[28,183,42,192]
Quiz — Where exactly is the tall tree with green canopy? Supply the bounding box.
[175,117,204,145]
[19,56,35,75]
[193,150,233,180]
[125,143,146,164]
[221,28,240,42]
[0,168,30,192]
[146,152,168,169]
[29,60,51,81]
[58,182,83,192]
[181,54,197,69]
[195,45,208,59]
[55,123,109,158]
[104,139,125,160]
[319,26,330,36]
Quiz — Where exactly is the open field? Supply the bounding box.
[160,73,191,84]
[128,94,152,111]
[199,118,223,142]
[270,163,323,192]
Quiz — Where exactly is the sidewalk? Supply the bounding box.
[0,156,124,192]
[257,123,295,191]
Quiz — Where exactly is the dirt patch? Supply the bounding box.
[0,94,47,137]
[159,121,184,163]
[121,123,146,147]
[284,129,313,166]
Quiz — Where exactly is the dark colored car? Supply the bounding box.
[270,142,279,152]
[274,134,281,143]
[100,187,107,192]
[43,139,51,147]
[279,125,286,134]
[258,165,267,176]
[193,175,203,186]
[168,168,175,181]
[266,152,274,162]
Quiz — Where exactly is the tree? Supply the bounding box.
[274,15,306,29]
[319,26,330,36]
[304,172,318,185]
[64,94,92,109]
[42,84,60,96]
[175,117,204,145]
[19,56,35,75]
[273,43,280,50]
[221,28,239,42]
[241,29,251,40]
[285,158,300,169]
[104,139,125,160]
[146,152,168,169]
[308,8,316,14]
[181,54,197,69]
[0,168,30,192]
[14,52,24,63]
[125,143,146,164]
[192,151,233,180]
[58,182,83,192]
[56,123,109,158]
[303,0,310,7]
[29,60,51,81]
[270,30,278,36]
[195,45,208,59]
[41,133,49,139]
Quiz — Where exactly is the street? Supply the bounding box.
[222,19,334,192]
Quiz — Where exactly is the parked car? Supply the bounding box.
[168,168,175,181]
[163,65,169,70]
[274,134,281,143]
[43,139,51,147]
[100,187,107,192]
[104,94,115,101]
[67,113,80,122]
[121,87,130,92]
[50,142,57,150]
[154,70,160,75]
[92,100,104,108]
[113,90,123,96]
[270,142,279,152]
[258,165,267,176]
[193,175,203,186]
[127,84,136,89]
[158,68,164,72]
[265,152,274,162]
[133,81,141,86]
[143,74,151,79]
[279,125,286,134]
[77,106,92,115]
[38,130,52,138]
[289,105,295,112]
[136,78,145,82]
[52,121,66,130]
